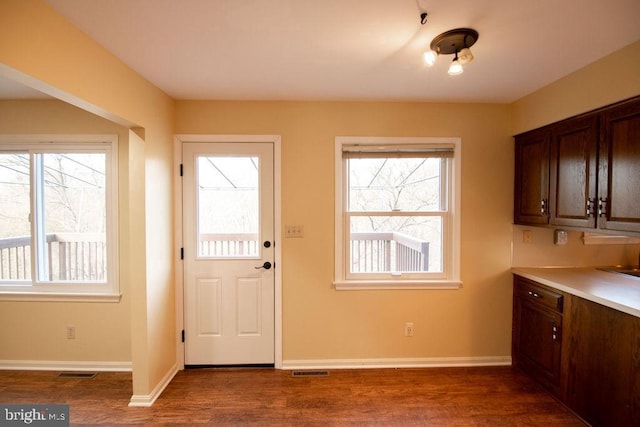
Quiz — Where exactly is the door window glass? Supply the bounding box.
[197,156,259,258]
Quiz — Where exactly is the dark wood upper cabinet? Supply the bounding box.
[514,127,550,225]
[598,98,640,233]
[514,96,640,234]
[549,114,598,228]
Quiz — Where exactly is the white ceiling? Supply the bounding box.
[5,0,640,103]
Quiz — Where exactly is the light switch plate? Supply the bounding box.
[285,225,304,238]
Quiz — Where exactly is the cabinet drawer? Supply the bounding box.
[514,277,563,313]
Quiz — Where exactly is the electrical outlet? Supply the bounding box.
[522,230,532,244]
[285,225,304,238]
[66,325,76,340]
[404,322,414,337]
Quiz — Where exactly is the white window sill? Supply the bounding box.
[0,292,122,302]
[333,280,462,290]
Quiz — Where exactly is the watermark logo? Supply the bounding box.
[0,405,69,426]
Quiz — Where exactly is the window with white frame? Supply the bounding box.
[0,135,119,301]
[334,137,461,290]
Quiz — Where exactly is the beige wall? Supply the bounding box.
[511,41,640,268]
[176,101,515,362]
[0,0,176,398]
[512,40,640,134]
[0,100,131,363]
[0,0,638,399]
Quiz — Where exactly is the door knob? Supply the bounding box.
[255,261,272,270]
[263,241,271,248]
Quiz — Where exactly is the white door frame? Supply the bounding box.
[174,134,282,369]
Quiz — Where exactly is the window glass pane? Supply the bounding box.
[0,153,31,281]
[349,215,442,273]
[197,156,259,258]
[348,158,444,212]
[40,153,107,282]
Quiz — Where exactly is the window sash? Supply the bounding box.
[344,211,449,280]
[33,152,108,283]
[0,136,118,300]
[346,157,449,213]
[334,136,461,289]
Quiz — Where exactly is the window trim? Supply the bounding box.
[0,135,120,302]
[334,136,461,290]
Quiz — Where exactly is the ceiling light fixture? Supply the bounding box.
[448,52,464,76]
[423,28,479,76]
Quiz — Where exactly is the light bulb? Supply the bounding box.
[423,50,437,66]
[448,57,463,75]
[458,47,474,64]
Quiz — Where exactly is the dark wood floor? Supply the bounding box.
[0,366,585,426]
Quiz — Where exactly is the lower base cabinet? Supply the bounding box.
[564,296,640,426]
[512,277,563,395]
[513,275,640,427]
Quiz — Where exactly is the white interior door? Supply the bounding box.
[183,142,274,365]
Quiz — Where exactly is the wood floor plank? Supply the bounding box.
[0,366,585,425]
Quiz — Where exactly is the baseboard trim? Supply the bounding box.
[0,360,132,372]
[128,363,179,407]
[282,356,512,370]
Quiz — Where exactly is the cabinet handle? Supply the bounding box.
[540,199,547,215]
[527,291,541,299]
[586,198,595,217]
[552,323,558,341]
[598,197,608,217]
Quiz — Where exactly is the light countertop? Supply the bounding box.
[512,267,640,318]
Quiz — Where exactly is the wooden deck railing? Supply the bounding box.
[197,232,429,272]
[0,233,106,281]
[0,231,428,280]
[0,236,31,280]
[199,233,260,257]
[350,232,429,272]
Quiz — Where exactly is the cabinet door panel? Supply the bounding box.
[514,128,550,225]
[519,303,561,379]
[550,115,598,228]
[599,98,640,232]
[566,296,640,426]
[512,278,562,395]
